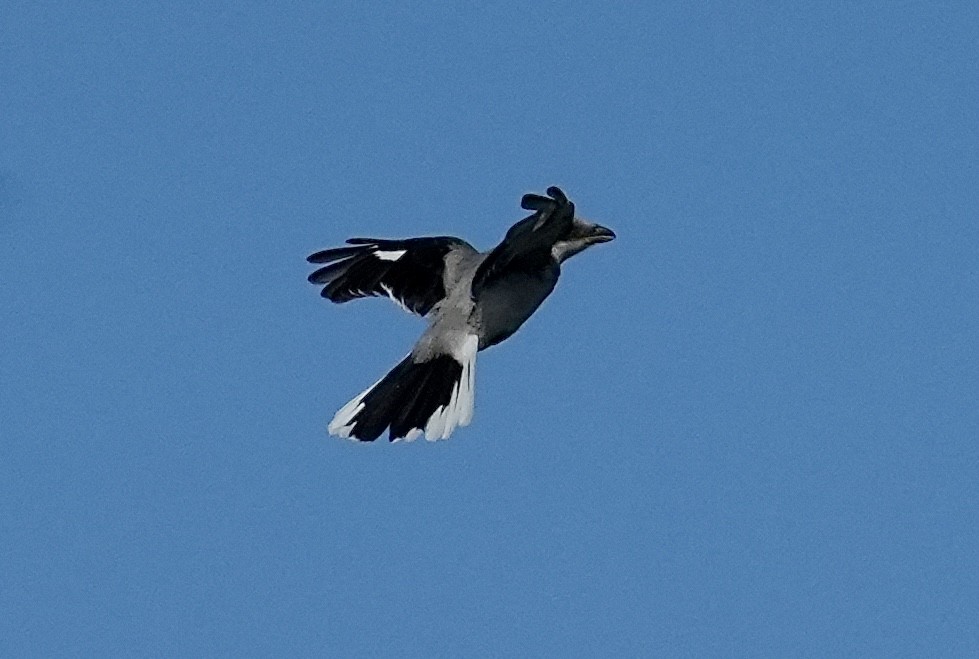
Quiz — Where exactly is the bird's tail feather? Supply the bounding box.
[328,347,477,442]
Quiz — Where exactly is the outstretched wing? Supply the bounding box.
[472,186,574,294]
[307,236,476,316]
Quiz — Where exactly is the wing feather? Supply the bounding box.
[307,236,475,316]
[473,187,574,294]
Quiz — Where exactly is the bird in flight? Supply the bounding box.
[307,186,615,442]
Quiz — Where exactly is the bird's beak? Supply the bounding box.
[589,225,616,243]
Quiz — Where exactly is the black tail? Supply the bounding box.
[328,353,474,442]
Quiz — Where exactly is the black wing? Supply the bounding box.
[307,236,476,316]
[472,186,574,294]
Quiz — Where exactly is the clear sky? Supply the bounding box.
[2,3,977,656]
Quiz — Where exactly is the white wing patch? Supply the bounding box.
[379,283,412,314]
[424,334,478,441]
[373,249,407,262]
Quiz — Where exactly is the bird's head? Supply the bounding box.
[551,215,616,263]
[517,186,616,263]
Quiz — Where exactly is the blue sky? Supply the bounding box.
[2,2,977,656]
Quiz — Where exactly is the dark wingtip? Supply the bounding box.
[308,264,339,284]
[521,193,552,211]
[308,244,372,264]
[546,186,568,204]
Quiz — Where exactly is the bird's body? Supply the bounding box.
[307,187,614,442]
